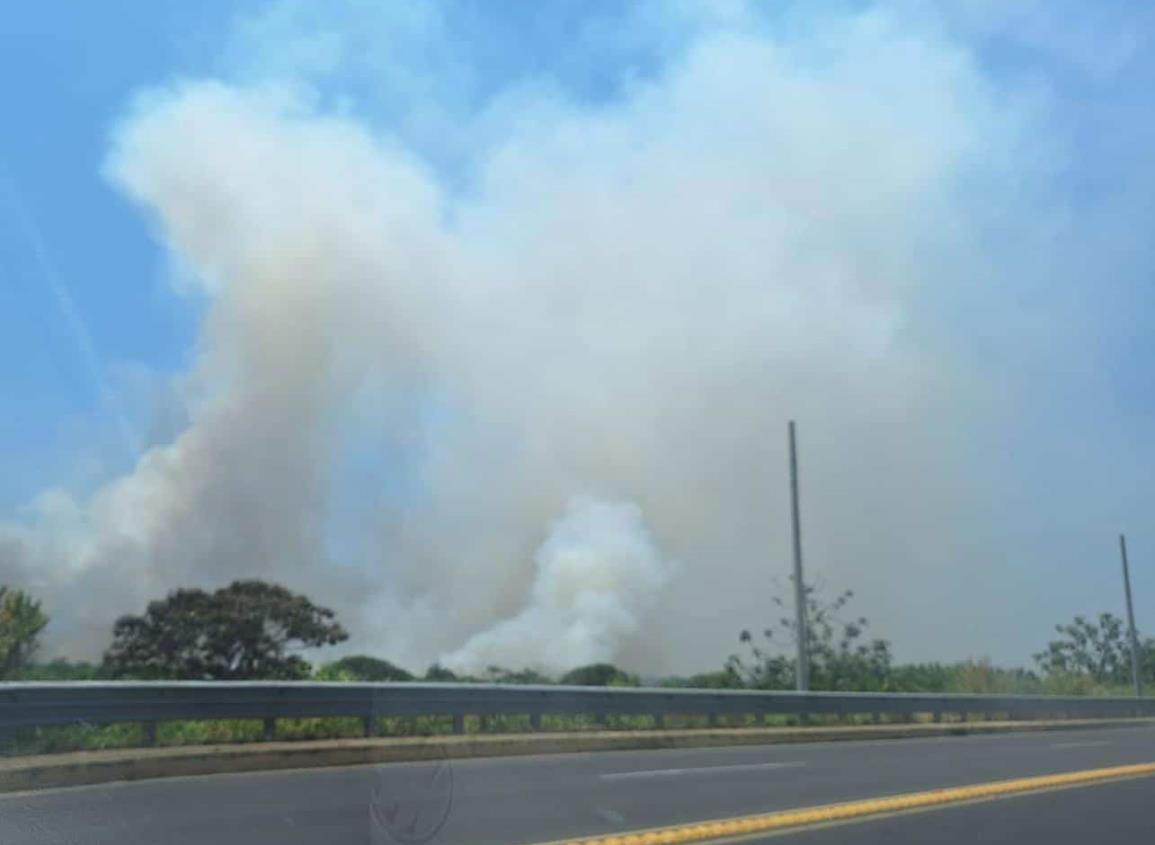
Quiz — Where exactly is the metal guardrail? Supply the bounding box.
[2,682,1153,745]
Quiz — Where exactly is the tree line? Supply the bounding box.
[1,578,1153,695]
[0,579,642,685]
[722,583,1155,696]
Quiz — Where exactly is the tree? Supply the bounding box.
[560,663,638,687]
[0,586,48,678]
[1033,613,1148,685]
[104,580,348,680]
[317,655,413,682]
[424,664,459,682]
[728,582,892,692]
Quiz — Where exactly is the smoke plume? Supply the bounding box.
[0,3,1059,672]
[441,497,670,675]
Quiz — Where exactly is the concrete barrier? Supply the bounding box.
[3,717,1154,793]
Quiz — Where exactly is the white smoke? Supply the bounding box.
[0,3,1062,671]
[440,497,670,675]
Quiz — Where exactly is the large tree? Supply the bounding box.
[104,580,348,680]
[0,586,48,679]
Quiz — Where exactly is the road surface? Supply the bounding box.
[1,724,1154,844]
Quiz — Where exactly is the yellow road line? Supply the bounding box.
[544,761,1155,845]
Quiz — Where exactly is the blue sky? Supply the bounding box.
[0,1,236,504]
[2,1,1155,669]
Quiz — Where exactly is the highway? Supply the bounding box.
[1,724,1154,844]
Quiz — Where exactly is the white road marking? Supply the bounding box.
[1051,740,1111,749]
[600,761,806,781]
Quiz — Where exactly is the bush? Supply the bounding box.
[560,663,638,687]
[315,655,413,682]
[424,664,459,682]
[14,659,107,680]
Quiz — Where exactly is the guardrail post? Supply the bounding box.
[932,711,942,723]
[362,716,378,738]
[142,722,157,746]
[452,714,465,734]
[263,718,276,742]
[529,713,542,732]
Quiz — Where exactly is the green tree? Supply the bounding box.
[560,663,638,687]
[1033,613,1140,685]
[0,586,48,678]
[316,655,413,682]
[728,582,892,692]
[104,580,347,680]
[424,664,460,681]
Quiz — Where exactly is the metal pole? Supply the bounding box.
[1120,534,1143,698]
[788,420,810,691]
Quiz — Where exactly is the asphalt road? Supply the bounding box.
[2,724,1154,845]
[768,773,1155,844]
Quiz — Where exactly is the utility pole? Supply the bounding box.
[788,420,810,691]
[1120,534,1143,699]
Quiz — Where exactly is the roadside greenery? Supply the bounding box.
[103,580,348,680]
[727,585,892,692]
[9,577,1151,694]
[314,655,413,682]
[0,587,48,679]
[2,578,1153,756]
